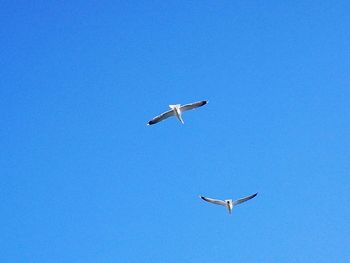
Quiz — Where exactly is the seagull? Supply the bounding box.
[199,193,258,214]
[147,100,208,125]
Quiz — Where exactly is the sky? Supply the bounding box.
[1,1,350,262]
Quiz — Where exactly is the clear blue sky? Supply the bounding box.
[1,1,350,262]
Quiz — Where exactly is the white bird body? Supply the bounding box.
[169,104,184,124]
[147,100,208,125]
[200,193,257,214]
[225,199,234,214]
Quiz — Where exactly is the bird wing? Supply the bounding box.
[180,100,208,112]
[147,110,175,125]
[200,196,226,206]
[234,193,258,206]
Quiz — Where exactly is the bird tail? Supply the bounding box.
[227,204,233,214]
[177,115,184,124]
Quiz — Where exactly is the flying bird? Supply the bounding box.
[147,100,208,125]
[200,193,258,214]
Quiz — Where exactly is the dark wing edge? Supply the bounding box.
[234,192,258,205]
[147,110,175,125]
[180,100,208,112]
[200,195,226,206]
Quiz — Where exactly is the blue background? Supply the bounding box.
[1,1,350,262]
